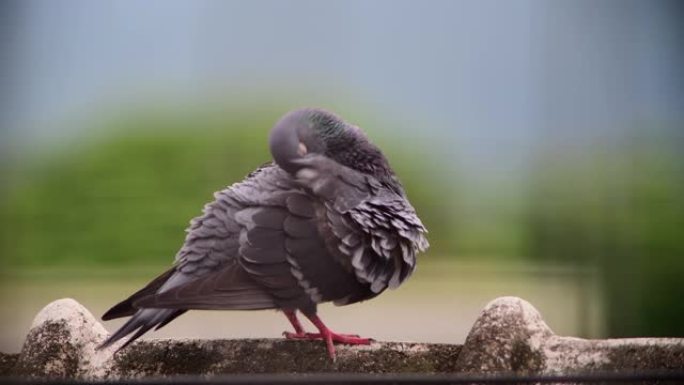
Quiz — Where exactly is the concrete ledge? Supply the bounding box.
[3,297,683,379]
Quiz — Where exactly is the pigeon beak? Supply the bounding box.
[297,142,308,156]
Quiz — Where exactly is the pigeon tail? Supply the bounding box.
[101,268,176,321]
[98,308,177,350]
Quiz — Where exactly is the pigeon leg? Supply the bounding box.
[304,313,373,361]
[282,309,307,339]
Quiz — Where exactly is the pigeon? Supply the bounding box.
[99,108,429,360]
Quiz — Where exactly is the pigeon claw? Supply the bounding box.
[283,330,372,361]
[282,331,307,339]
[305,314,373,361]
[320,330,373,361]
[282,331,370,342]
[305,332,365,340]
[281,310,373,361]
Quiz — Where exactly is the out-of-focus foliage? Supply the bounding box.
[4,103,684,339]
[1,107,456,268]
[526,133,684,337]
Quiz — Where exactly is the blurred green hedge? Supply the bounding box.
[5,104,683,338]
[1,108,457,268]
[526,135,684,337]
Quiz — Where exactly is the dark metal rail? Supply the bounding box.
[2,370,684,384]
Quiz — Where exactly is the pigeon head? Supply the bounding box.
[269,108,397,182]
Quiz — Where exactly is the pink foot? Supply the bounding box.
[281,310,374,361]
[305,314,373,361]
[321,332,373,346]
[283,331,371,344]
[282,310,305,340]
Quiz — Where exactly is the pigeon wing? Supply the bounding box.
[99,166,287,349]
[130,166,292,311]
[131,165,335,314]
[133,261,277,310]
[233,193,374,313]
[291,154,429,303]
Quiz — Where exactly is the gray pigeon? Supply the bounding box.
[99,108,429,360]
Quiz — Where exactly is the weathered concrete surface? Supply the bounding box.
[110,339,461,378]
[9,298,461,379]
[456,296,684,374]
[12,298,115,378]
[3,296,684,379]
[0,353,18,376]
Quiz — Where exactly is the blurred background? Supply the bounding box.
[1,0,683,353]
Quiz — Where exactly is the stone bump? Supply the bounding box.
[2,296,683,379]
[456,296,684,373]
[455,296,553,373]
[14,298,116,378]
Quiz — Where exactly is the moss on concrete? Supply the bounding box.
[14,320,80,378]
[0,353,19,376]
[604,340,684,371]
[109,339,462,377]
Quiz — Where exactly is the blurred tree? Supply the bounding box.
[1,106,457,268]
[526,133,684,337]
